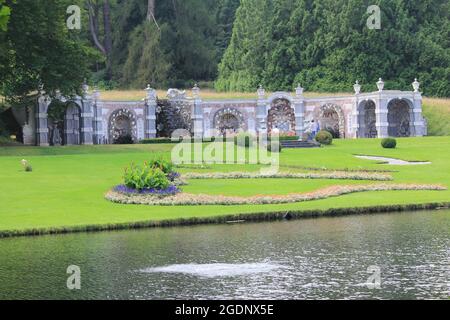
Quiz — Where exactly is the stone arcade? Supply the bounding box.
[17,79,426,146]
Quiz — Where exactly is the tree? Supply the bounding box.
[0,0,11,31]
[0,0,97,106]
[216,0,273,91]
[217,0,450,97]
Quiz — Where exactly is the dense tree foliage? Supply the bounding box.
[0,0,11,31]
[89,0,240,88]
[217,0,450,97]
[0,0,97,106]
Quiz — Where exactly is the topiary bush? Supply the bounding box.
[381,138,397,149]
[267,141,282,153]
[315,130,333,145]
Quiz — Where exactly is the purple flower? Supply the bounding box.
[167,171,181,182]
[114,184,180,196]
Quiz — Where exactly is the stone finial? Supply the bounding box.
[145,84,156,100]
[55,89,62,99]
[192,83,200,99]
[257,84,265,99]
[38,82,45,95]
[412,78,420,93]
[295,84,304,97]
[376,78,384,92]
[82,79,89,96]
[353,80,361,95]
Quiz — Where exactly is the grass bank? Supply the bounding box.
[0,137,449,237]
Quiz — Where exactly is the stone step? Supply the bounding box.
[280,140,321,148]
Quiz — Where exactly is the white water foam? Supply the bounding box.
[139,262,282,278]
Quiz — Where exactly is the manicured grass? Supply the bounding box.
[0,137,449,234]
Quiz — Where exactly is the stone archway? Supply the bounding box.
[358,100,377,138]
[109,109,137,143]
[267,98,295,135]
[316,104,345,138]
[387,99,413,137]
[47,100,82,146]
[64,102,82,145]
[213,108,246,136]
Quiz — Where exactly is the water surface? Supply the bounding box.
[0,210,448,300]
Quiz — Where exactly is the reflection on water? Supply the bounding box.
[0,210,448,300]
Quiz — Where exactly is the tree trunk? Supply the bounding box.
[147,0,155,22]
[87,1,106,55]
[103,1,113,79]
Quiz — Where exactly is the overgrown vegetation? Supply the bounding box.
[217,0,450,97]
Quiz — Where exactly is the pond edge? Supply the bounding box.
[0,202,449,239]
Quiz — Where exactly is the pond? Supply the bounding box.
[0,209,448,300]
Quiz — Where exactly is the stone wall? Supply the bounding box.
[26,79,427,145]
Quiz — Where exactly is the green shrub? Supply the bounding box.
[267,141,282,153]
[147,158,174,175]
[124,163,170,190]
[381,138,397,149]
[315,130,333,145]
[235,132,255,148]
[114,134,134,145]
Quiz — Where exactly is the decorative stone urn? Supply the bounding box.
[376,78,384,92]
[353,81,361,95]
[412,78,420,93]
[192,83,200,99]
[257,85,265,99]
[295,84,304,97]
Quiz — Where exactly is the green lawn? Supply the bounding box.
[0,137,449,234]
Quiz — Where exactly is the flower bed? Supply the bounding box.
[105,184,446,206]
[113,185,181,197]
[182,171,393,181]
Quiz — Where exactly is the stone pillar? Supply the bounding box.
[36,88,50,146]
[92,88,104,144]
[80,83,94,145]
[293,84,305,138]
[373,78,389,138]
[375,98,389,138]
[145,85,157,139]
[412,79,425,137]
[192,84,204,139]
[256,85,267,134]
[352,81,362,138]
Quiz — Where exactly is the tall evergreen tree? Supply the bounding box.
[217,0,450,97]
